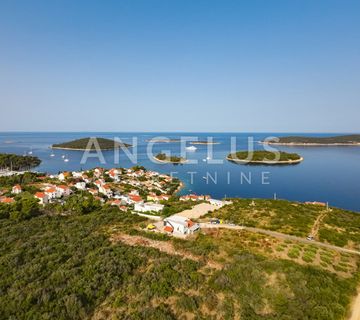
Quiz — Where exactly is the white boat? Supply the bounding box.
[206,156,211,160]
[185,146,197,151]
[64,155,69,162]
[50,152,55,157]
[28,148,33,155]
[202,159,206,162]
[61,155,66,159]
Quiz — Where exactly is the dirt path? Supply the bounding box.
[176,202,223,219]
[310,210,328,240]
[349,288,360,320]
[200,223,360,256]
[110,233,221,269]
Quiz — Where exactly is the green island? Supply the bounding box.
[52,137,131,150]
[0,153,41,171]
[262,134,360,146]
[1,175,360,319]
[154,152,187,164]
[227,150,303,164]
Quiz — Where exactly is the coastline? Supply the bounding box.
[226,155,304,165]
[260,142,360,147]
[51,145,132,151]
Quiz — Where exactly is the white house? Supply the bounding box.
[75,182,87,190]
[44,187,59,200]
[56,185,71,197]
[134,202,164,213]
[12,185,22,194]
[99,184,113,197]
[58,172,70,181]
[34,192,48,205]
[163,215,200,235]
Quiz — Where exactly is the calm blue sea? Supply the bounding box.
[1,132,359,212]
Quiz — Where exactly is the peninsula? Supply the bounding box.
[51,137,131,150]
[0,153,41,171]
[261,134,360,146]
[227,150,303,165]
[154,153,187,164]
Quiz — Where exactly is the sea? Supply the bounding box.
[1,132,359,212]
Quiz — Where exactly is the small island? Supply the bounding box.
[0,153,41,171]
[261,134,360,146]
[154,153,187,164]
[52,137,131,151]
[227,150,303,165]
[190,141,220,145]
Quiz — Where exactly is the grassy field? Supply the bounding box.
[1,207,359,319]
[208,198,323,237]
[208,198,360,250]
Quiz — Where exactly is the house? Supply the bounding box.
[81,174,91,183]
[163,215,200,235]
[108,168,120,181]
[180,194,210,202]
[134,202,164,213]
[147,193,170,202]
[12,185,22,194]
[99,184,113,197]
[128,194,143,204]
[75,182,86,190]
[45,187,59,200]
[72,171,83,178]
[94,167,104,177]
[34,192,48,205]
[94,179,105,188]
[56,185,71,197]
[110,199,122,206]
[0,197,15,204]
[58,172,70,181]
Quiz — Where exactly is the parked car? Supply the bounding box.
[306,235,314,241]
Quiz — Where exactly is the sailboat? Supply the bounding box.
[61,154,66,159]
[28,147,33,155]
[64,155,69,162]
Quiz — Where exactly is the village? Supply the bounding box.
[0,166,227,236]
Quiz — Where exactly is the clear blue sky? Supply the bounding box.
[0,0,359,132]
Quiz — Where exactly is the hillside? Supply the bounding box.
[262,134,360,145]
[0,198,359,319]
[52,138,131,150]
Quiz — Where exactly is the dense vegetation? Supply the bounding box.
[0,153,41,170]
[52,138,131,150]
[227,150,302,163]
[0,171,41,187]
[319,208,360,250]
[0,210,358,319]
[155,153,186,163]
[264,134,360,144]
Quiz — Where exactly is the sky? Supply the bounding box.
[0,0,359,132]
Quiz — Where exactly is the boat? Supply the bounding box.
[61,155,66,159]
[50,152,55,157]
[28,148,33,155]
[202,159,206,162]
[185,146,197,151]
[64,155,69,162]
[206,156,211,160]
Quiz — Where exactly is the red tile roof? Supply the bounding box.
[164,226,173,233]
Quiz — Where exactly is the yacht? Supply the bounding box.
[185,146,197,151]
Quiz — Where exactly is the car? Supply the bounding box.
[210,219,220,224]
[306,235,314,241]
